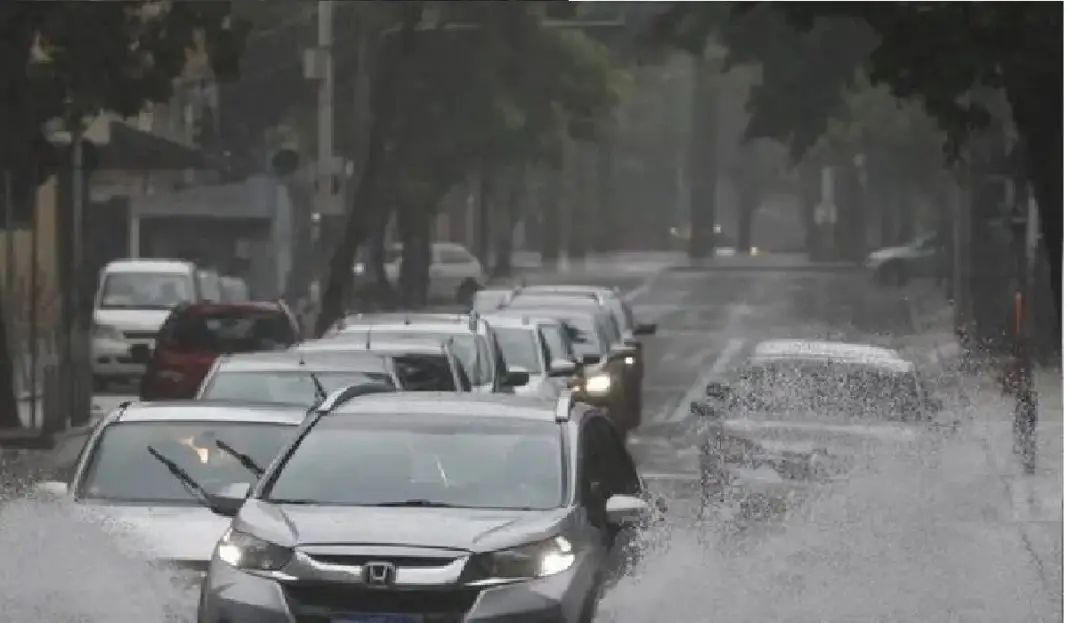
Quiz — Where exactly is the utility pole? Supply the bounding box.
[305,0,334,316]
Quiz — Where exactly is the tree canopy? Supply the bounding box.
[647,1,1061,313]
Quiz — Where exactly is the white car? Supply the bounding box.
[864,232,942,286]
[481,312,583,398]
[92,259,221,388]
[34,401,306,574]
[371,242,486,304]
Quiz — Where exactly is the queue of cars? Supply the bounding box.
[56,259,664,623]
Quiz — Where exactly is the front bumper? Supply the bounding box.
[199,557,593,623]
[92,337,147,377]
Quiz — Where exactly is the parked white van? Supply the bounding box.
[92,259,219,388]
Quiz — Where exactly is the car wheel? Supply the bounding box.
[455,278,481,307]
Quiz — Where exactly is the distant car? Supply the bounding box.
[92,258,220,388]
[502,296,642,433]
[33,401,310,575]
[481,312,579,398]
[197,390,663,623]
[355,241,486,305]
[294,337,473,392]
[196,351,400,407]
[331,312,527,394]
[139,301,302,401]
[864,231,943,286]
[219,276,250,302]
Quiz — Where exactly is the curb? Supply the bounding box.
[666,262,860,273]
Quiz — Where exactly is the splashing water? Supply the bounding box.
[601,389,1056,623]
[0,494,197,622]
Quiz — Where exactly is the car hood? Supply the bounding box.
[94,309,172,333]
[235,501,570,554]
[85,504,231,563]
[720,417,918,456]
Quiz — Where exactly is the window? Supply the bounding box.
[78,421,296,504]
[393,354,459,392]
[493,327,542,373]
[200,371,395,406]
[556,314,605,359]
[437,247,474,265]
[264,416,565,510]
[98,273,194,310]
[198,271,223,302]
[158,308,297,353]
[350,331,492,386]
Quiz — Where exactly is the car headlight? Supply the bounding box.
[473,536,575,581]
[215,528,293,572]
[585,374,612,395]
[93,323,124,341]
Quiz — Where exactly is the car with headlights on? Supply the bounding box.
[295,337,474,392]
[196,351,400,407]
[499,297,641,434]
[32,401,311,579]
[196,389,663,623]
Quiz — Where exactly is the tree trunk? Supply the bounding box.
[799,162,820,258]
[539,168,561,269]
[397,202,431,309]
[0,297,19,429]
[367,200,395,311]
[735,184,758,254]
[314,3,423,337]
[687,55,718,261]
[493,165,524,278]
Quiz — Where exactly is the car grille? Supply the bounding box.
[303,554,458,568]
[285,584,480,623]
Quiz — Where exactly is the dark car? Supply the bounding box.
[139,302,302,401]
[196,351,401,407]
[196,390,664,623]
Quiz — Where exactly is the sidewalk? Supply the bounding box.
[905,289,1063,614]
[510,250,683,276]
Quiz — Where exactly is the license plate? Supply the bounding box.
[332,615,422,623]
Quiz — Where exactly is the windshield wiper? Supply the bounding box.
[214,439,265,478]
[370,499,462,508]
[146,445,213,507]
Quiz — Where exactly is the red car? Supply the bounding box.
[139,301,302,401]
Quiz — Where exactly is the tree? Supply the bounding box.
[313,3,626,331]
[648,2,1062,318]
[0,3,247,428]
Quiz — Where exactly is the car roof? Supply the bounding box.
[749,339,913,372]
[115,401,308,424]
[342,312,470,326]
[178,301,283,314]
[505,295,604,310]
[216,350,389,373]
[295,338,449,355]
[103,259,194,274]
[339,321,481,336]
[522,284,617,296]
[480,313,549,329]
[486,309,563,324]
[329,392,556,421]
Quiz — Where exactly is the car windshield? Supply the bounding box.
[394,354,461,391]
[492,326,542,373]
[200,371,395,406]
[264,416,565,510]
[353,331,491,386]
[539,323,574,361]
[727,361,923,421]
[99,273,194,310]
[554,314,604,358]
[159,308,295,353]
[79,421,296,504]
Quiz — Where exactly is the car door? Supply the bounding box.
[580,416,643,587]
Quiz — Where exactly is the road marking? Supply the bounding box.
[666,338,746,422]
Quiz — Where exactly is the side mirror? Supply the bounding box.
[706,381,731,401]
[632,323,657,336]
[34,481,69,497]
[503,368,531,388]
[547,358,580,378]
[205,482,251,518]
[581,354,601,366]
[130,343,152,363]
[605,494,649,526]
